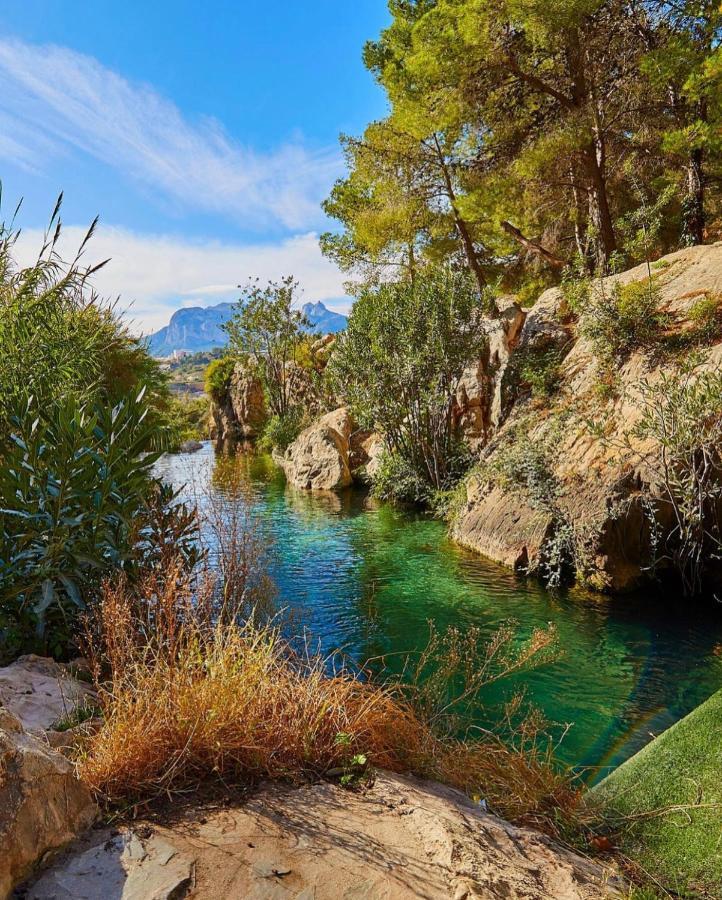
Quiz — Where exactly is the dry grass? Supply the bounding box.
[77,562,587,841]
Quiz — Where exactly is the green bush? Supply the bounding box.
[258,407,307,452]
[0,390,175,657]
[329,267,486,505]
[570,276,668,367]
[204,356,236,403]
[166,395,210,448]
[688,293,722,342]
[515,345,564,400]
[0,207,169,446]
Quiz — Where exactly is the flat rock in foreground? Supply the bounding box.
[24,771,622,899]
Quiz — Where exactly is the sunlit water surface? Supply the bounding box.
[156,444,722,780]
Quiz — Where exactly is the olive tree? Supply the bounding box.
[329,267,487,502]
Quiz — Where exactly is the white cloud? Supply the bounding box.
[0,39,341,230]
[13,223,350,333]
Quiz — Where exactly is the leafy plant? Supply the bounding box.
[258,407,307,453]
[329,266,486,503]
[224,277,313,419]
[204,356,236,403]
[0,389,167,652]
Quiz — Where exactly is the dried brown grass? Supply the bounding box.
[76,561,587,841]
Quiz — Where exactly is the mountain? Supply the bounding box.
[148,300,347,356]
[148,303,235,356]
[301,301,348,335]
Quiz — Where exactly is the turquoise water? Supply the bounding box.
[157,444,722,780]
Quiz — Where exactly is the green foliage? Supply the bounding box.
[258,407,307,453]
[329,266,485,502]
[0,204,169,446]
[372,451,434,506]
[165,395,209,448]
[515,346,565,400]
[204,356,236,403]
[224,277,313,418]
[0,390,181,657]
[570,276,668,369]
[626,359,722,595]
[687,293,722,342]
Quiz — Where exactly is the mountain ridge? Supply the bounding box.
[148,299,347,356]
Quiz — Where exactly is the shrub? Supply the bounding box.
[515,345,565,400]
[0,205,169,446]
[329,266,486,503]
[0,390,174,657]
[77,561,584,840]
[204,356,236,403]
[688,293,722,342]
[166,395,210,448]
[258,407,307,452]
[621,360,722,596]
[567,275,668,369]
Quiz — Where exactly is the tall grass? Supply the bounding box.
[78,558,586,842]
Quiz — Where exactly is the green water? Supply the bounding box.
[158,444,722,780]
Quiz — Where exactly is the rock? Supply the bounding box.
[278,408,353,491]
[228,364,267,439]
[453,244,722,591]
[26,771,621,899]
[179,439,203,454]
[0,720,97,897]
[349,430,385,481]
[25,830,194,900]
[455,297,526,448]
[0,655,95,736]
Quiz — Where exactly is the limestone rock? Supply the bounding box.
[453,243,722,591]
[25,830,194,900]
[26,771,621,899]
[349,430,385,481]
[0,721,97,898]
[279,408,353,491]
[179,439,203,454]
[228,364,267,439]
[0,655,95,736]
[456,297,526,448]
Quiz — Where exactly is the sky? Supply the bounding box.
[0,1,390,333]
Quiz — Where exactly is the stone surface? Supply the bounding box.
[0,655,95,736]
[453,243,722,591]
[25,831,194,900]
[24,772,621,899]
[277,407,355,491]
[455,297,526,448]
[179,439,203,454]
[0,720,97,898]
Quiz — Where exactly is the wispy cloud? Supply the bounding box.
[0,39,341,230]
[13,223,349,333]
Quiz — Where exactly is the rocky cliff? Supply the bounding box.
[453,243,722,592]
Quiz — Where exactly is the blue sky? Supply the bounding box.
[0,1,389,331]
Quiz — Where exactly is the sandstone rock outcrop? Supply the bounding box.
[453,243,722,591]
[210,362,266,441]
[277,408,354,491]
[0,712,97,898]
[23,771,622,899]
[277,407,385,492]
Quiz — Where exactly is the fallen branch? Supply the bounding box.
[500,221,568,269]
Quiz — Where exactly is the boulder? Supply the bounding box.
[0,656,95,736]
[25,830,194,900]
[278,408,353,491]
[0,717,97,897]
[456,297,526,448]
[23,771,621,899]
[179,439,203,454]
[349,430,385,481]
[228,364,267,439]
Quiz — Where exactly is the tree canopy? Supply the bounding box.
[322,0,722,293]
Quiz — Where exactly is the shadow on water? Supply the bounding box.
[157,443,722,779]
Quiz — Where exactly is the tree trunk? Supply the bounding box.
[583,144,617,270]
[682,147,705,247]
[432,135,491,305]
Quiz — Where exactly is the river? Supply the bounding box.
[157,443,722,781]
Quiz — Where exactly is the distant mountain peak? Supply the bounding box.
[149,299,347,357]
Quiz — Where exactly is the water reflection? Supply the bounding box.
[156,443,722,779]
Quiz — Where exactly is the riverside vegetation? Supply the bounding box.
[4,0,722,894]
